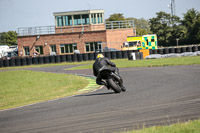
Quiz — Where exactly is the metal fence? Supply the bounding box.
[18,26,55,36]
[105,20,134,29]
[17,20,135,36]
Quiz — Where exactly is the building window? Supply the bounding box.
[23,46,30,56]
[91,14,103,24]
[91,14,97,24]
[99,13,103,23]
[97,14,100,24]
[35,46,43,55]
[56,16,63,27]
[82,14,89,25]
[74,15,82,25]
[50,45,56,54]
[65,16,72,26]
[94,14,97,24]
[56,15,73,26]
[85,42,102,52]
[56,12,104,26]
[60,43,77,54]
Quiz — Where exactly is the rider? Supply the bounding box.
[93,53,125,91]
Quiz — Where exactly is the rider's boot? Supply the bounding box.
[104,81,111,90]
[100,81,111,90]
[119,77,126,92]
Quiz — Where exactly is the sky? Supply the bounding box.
[0,0,200,32]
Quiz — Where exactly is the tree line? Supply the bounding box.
[106,8,200,47]
[0,31,17,46]
[0,8,199,47]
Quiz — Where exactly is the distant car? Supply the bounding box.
[50,52,56,56]
[103,47,119,52]
[4,51,18,59]
[74,50,80,54]
[9,45,18,52]
[0,45,9,58]
[95,47,119,53]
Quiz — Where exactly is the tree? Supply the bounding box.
[105,13,126,29]
[106,13,125,21]
[149,12,172,46]
[168,15,187,45]
[149,11,186,46]
[182,8,200,44]
[106,13,150,35]
[106,9,200,46]
[127,18,150,35]
[0,31,17,46]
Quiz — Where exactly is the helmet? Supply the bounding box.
[96,53,104,59]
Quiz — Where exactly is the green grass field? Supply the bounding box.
[67,56,200,70]
[0,70,88,110]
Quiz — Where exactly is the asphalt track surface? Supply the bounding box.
[0,65,200,133]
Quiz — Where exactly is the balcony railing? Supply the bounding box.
[105,20,134,29]
[17,20,134,36]
[18,26,55,36]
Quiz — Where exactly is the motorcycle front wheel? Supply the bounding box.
[107,78,121,93]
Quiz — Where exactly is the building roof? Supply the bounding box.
[53,9,104,16]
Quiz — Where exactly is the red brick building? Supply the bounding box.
[17,10,136,57]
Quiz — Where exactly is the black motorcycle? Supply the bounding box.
[100,69,126,93]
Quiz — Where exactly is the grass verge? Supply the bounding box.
[122,120,200,133]
[0,70,89,110]
[66,56,200,70]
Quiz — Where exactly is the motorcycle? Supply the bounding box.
[100,68,126,93]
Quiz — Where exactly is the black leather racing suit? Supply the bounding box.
[93,57,122,87]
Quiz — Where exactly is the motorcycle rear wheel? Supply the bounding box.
[107,78,121,93]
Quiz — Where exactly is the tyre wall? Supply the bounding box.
[1,45,200,68]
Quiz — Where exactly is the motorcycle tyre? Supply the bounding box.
[107,78,121,93]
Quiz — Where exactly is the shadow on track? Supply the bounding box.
[76,92,115,97]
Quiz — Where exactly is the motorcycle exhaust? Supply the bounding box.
[110,72,121,82]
